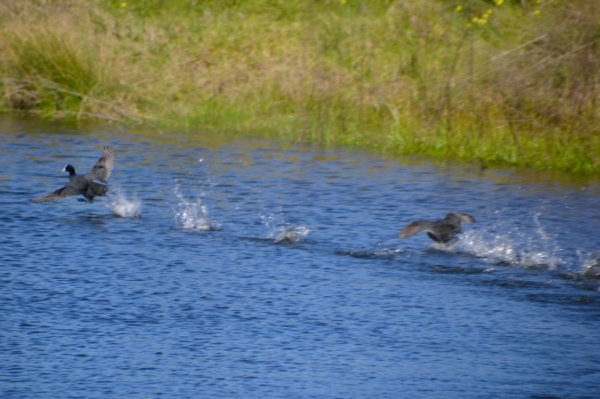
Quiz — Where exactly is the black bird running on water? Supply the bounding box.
[399,212,476,243]
[31,146,116,204]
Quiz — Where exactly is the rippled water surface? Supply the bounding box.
[2,117,600,399]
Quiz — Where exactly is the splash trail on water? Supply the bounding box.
[456,212,565,270]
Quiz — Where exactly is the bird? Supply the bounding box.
[31,146,116,204]
[399,212,476,243]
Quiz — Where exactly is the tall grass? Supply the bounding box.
[1,0,599,173]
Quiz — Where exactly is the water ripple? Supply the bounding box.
[1,118,600,399]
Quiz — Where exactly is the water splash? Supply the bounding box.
[457,212,563,270]
[105,189,142,218]
[581,252,600,281]
[271,224,310,244]
[260,212,309,244]
[174,186,219,231]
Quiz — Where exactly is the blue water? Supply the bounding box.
[1,117,600,399]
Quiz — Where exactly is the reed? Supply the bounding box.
[0,0,598,173]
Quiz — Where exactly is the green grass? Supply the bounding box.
[1,0,599,174]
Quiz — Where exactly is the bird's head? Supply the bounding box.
[62,164,76,175]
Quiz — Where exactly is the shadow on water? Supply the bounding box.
[335,248,404,261]
[426,264,490,275]
[236,234,309,247]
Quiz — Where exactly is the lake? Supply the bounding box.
[1,116,599,398]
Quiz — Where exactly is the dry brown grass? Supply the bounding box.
[0,0,599,173]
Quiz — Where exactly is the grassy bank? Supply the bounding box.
[1,0,599,174]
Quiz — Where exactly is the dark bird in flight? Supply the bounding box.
[399,212,476,243]
[31,146,116,204]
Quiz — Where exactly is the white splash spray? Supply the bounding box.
[105,188,142,218]
[174,185,219,231]
[261,212,310,244]
[456,212,563,270]
[581,252,600,280]
[271,224,311,244]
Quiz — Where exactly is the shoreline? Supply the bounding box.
[1,0,598,174]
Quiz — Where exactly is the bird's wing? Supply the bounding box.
[31,185,81,203]
[84,146,116,183]
[455,213,476,224]
[399,220,435,239]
